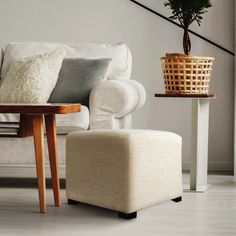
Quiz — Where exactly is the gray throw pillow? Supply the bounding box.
[48,58,111,106]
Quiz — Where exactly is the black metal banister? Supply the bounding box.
[129,0,234,56]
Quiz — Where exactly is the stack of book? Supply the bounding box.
[0,122,20,136]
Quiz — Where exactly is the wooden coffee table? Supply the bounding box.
[0,103,81,213]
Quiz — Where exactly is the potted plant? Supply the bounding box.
[161,0,214,94]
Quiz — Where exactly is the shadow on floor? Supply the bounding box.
[0,178,66,189]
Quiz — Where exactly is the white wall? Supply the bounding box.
[0,0,234,171]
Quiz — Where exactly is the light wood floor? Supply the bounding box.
[0,173,236,236]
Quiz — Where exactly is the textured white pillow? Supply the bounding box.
[0,50,65,103]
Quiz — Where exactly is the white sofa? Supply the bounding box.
[0,42,146,169]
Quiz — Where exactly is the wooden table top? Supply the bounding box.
[0,103,81,114]
[155,94,216,99]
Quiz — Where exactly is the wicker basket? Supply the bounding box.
[161,54,214,94]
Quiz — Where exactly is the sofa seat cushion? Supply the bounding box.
[55,105,89,134]
[0,105,89,134]
[1,42,132,81]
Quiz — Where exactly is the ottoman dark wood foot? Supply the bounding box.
[68,199,79,205]
[172,196,182,203]
[118,211,137,220]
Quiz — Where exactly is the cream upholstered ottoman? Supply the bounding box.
[66,130,183,219]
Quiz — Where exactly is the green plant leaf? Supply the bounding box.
[164,0,212,54]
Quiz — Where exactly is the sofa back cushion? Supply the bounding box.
[48,58,111,106]
[1,42,132,80]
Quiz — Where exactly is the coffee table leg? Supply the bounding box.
[32,115,46,213]
[45,114,61,207]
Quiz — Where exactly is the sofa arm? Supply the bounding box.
[89,79,146,129]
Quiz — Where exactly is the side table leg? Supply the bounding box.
[45,114,61,207]
[32,115,46,213]
[190,99,210,192]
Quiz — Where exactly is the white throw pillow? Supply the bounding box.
[0,50,65,103]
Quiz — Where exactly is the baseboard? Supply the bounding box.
[0,161,233,178]
[183,161,234,172]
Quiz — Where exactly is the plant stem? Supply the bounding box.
[183,28,191,55]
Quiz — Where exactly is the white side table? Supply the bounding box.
[155,93,216,192]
